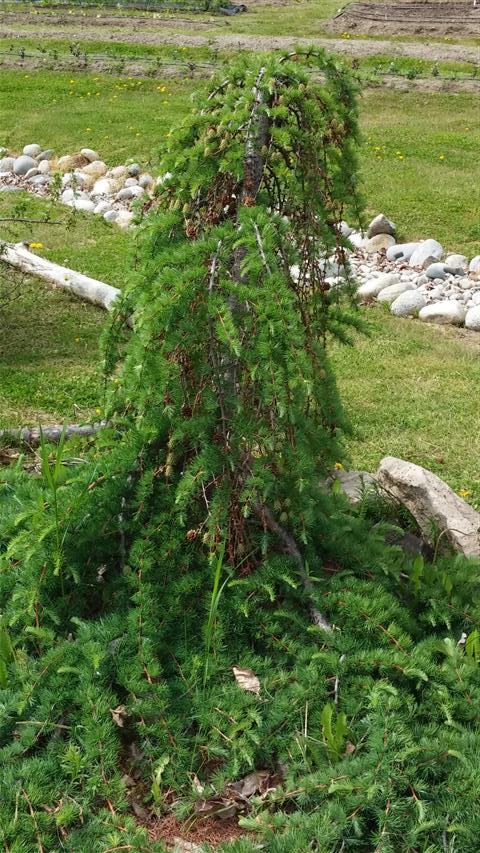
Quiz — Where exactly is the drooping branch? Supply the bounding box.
[254,502,333,632]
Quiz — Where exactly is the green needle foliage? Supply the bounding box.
[0,50,479,853]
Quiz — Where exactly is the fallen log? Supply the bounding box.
[0,422,108,448]
[1,242,121,312]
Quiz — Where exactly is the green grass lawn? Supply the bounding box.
[332,310,480,508]
[0,273,105,428]
[2,69,478,253]
[0,69,196,169]
[359,90,480,254]
[1,65,479,505]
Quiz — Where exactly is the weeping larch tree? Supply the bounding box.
[0,51,479,853]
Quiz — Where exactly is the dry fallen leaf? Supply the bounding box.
[195,797,239,820]
[194,768,282,820]
[109,704,127,727]
[230,769,273,798]
[232,666,260,695]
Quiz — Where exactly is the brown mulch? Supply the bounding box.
[145,813,250,849]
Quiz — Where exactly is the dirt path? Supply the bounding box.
[1,12,479,63]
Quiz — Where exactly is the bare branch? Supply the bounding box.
[253,502,333,632]
[253,222,272,275]
[0,218,64,225]
[0,422,107,448]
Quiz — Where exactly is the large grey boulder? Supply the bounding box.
[93,200,112,215]
[0,156,15,173]
[445,254,467,271]
[469,256,480,273]
[409,240,443,268]
[376,457,480,558]
[386,242,420,263]
[71,198,95,212]
[23,143,42,158]
[365,234,396,253]
[367,213,395,238]
[139,173,154,189]
[91,177,115,197]
[357,272,400,298]
[116,186,135,201]
[377,280,415,303]
[13,155,37,176]
[425,262,447,280]
[465,306,480,331]
[390,290,427,317]
[419,301,466,326]
[80,147,100,163]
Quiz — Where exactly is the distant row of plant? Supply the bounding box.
[5,0,225,10]
[2,42,479,82]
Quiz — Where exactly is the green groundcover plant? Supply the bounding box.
[0,50,479,852]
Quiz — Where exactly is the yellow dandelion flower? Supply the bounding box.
[439,154,445,160]
[29,242,44,250]
[334,462,344,471]
[458,489,471,498]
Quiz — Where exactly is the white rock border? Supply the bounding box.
[2,147,480,331]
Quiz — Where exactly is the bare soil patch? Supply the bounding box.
[144,813,248,848]
[328,1,480,38]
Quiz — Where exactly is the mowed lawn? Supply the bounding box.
[0,67,479,504]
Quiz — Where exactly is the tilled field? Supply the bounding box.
[1,13,480,63]
[328,1,480,38]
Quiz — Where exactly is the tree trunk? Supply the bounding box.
[0,422,107,447]
[2,242,121,313]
